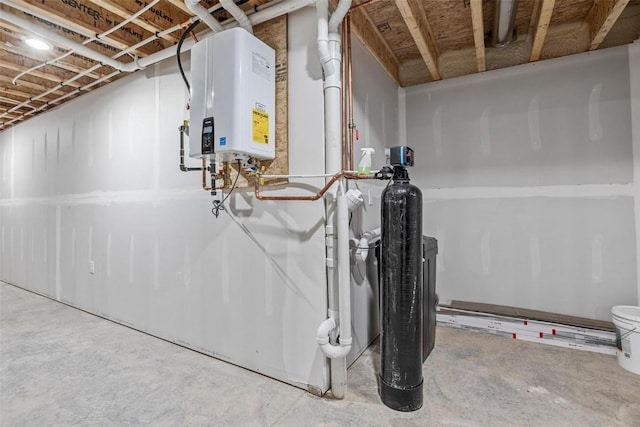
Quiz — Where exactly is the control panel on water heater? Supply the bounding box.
[189,28,276,161]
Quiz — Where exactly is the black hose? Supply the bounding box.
[177,19,200,93]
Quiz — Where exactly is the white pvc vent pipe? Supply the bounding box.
[220,0,253,34]
[184,0,225,33]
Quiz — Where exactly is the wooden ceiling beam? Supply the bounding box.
[0,60,83,88]
[529,0,556,61]
[1,87,54,103]
[86,0,180,43]
[469,0,486,72]
[0,44,104,80]
[587,0,631,50]
[0,23,109,78]
[0,74,70,96]
[3,0,167,57]
[165,0,193,16]
[394,0,441,80]
[348,7,402,86]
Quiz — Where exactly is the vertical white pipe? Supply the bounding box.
[184,0,225,33]
[219,0,253,33]
[316,0,334,77]
[337,181,352,347]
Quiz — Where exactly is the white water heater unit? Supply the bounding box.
[189,28,276,161]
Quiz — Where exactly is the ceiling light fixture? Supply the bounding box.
[24,37,52,51]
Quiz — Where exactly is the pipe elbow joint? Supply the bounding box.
[316,318,336,346]
[319,342,351,359]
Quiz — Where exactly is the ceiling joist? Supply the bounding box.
[587,0,631,50]
[348,7,402,86]
[86,0,181,44]
[0,74,70,96]
[0,59,83,88]
[4,0,163,57]
[529,0,556,61]
[2,87,54,104]
[394,0,441,80]
[469,0,486,73]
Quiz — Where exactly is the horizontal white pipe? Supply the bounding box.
[3,0,314,76]
[133,0,316,69]
[11,0,161,85]
[0,0,122,51]
[4,12,138,72]
[220,0,253,34]
[184,0,225,33]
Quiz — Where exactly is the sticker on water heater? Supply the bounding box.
[252,109,269,145]
[220,137,226,146]
[252,52,270,81]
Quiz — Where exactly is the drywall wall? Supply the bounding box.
[0,6,397,392]
[346,34,398,366]
[403,46,637,320]
[631,41,640,305]
[0,18,329,392]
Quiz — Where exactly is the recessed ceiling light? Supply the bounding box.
[24,37,52,51]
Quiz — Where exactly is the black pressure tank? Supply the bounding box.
[379,164,423,412]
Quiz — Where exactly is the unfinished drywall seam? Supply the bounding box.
[630,42,640,305]
[55,202,61,300]
[419,184,634,200]
[9,128,14,200]
[398,87,407,147]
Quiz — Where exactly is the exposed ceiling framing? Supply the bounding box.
[1,0,639,130]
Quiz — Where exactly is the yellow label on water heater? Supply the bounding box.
[252,109,269,145]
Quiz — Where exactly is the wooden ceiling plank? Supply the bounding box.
[165,0,193,16]
[587,0,631,50]
[0,50,95,85]
[470,0,486,72]
[86,0,180,43]
[394,0,441,80]
[529,0,556,61]
[0,74,76,96]
[5,0,165,57]
[1,45,103,80]
[349,7,402,86]
[2,87,53,103]
[0,60,83,88]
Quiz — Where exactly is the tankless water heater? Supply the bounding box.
[189,28,276,161]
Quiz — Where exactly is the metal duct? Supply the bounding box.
[492,0,519,47]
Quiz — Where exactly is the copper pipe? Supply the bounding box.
[202,158,212,191]
[346,14,355,170]
[254,170,373,201]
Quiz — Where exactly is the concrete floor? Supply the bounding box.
[1,282,639,427]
